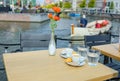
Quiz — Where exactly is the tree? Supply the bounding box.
[109,1,114,9]
[45,4,56,9]
[79,0,86,8]
[54,1,63,8]
[59,1,63,8]
[88,0,96,8]
[63,1,72,9]
[23,0,27,6]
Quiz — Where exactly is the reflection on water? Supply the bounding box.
[0,22,30,31]
[0,17,119,54]
[0,20,51,42]
[0,18,77,53]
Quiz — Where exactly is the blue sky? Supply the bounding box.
[36,0,58,5]
[36,0,44,5]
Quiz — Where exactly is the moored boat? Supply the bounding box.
[71,20,111,36]
[69,13,80,17]
[70,20,112,45]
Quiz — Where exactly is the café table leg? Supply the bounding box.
[104,56,109,64]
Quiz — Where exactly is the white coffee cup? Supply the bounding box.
[72,54,80,64]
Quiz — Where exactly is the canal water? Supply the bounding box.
[0,16,120,81]
[0,17,119,54]
[0,18,78,54]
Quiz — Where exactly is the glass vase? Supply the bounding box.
[48,31,56,56]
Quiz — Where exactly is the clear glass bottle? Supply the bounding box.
[48,31,56,56]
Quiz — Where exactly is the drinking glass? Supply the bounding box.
[77,45,89,60]
[87,49,100,66]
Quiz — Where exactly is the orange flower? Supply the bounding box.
[53,16,60,21]
[52,7,61,13]
[56,7,61,13]
[48,13,53,19]
[52,7,56,10]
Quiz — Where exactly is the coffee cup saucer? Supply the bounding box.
[60,50,68,58]
[66,61,85,67]
[60,48,73,58]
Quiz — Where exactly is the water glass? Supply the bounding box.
[77,46,89,59]
[87,50,100,66]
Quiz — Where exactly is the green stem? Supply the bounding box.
[51,29,55,33]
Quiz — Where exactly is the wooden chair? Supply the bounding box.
[0,43,20,71]
[84,34,111,48]
[84,34,120,80]
[85,34,111,63]
[19,33,53,51]
[106,63,120,81]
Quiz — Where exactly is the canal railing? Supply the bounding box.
[87,13,120,21]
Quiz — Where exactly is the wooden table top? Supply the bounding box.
[92,43,120,61]
[3,48,118,81]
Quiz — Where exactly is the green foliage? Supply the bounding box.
[63,1,72,9]
[14,8,21,13]
[28,1,33,9]
[59,1,63,8]
[109,1,114,9]
[23,0,27,5]
[88,0,96,8]
[79,0,86,8]
[54,3,58,7]
[45,4,56,9]
[36,9,40,13]
[52,1,63,8]
[31,0,36,6]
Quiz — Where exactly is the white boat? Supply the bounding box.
[71,20,112,36]
[70,20,112,45]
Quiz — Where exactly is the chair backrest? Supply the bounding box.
[84,34,111,48]
[70,36,85,45]
[20,33,51,51]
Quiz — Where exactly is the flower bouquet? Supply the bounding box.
[48,6,61,32]
[47,6,61,56]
